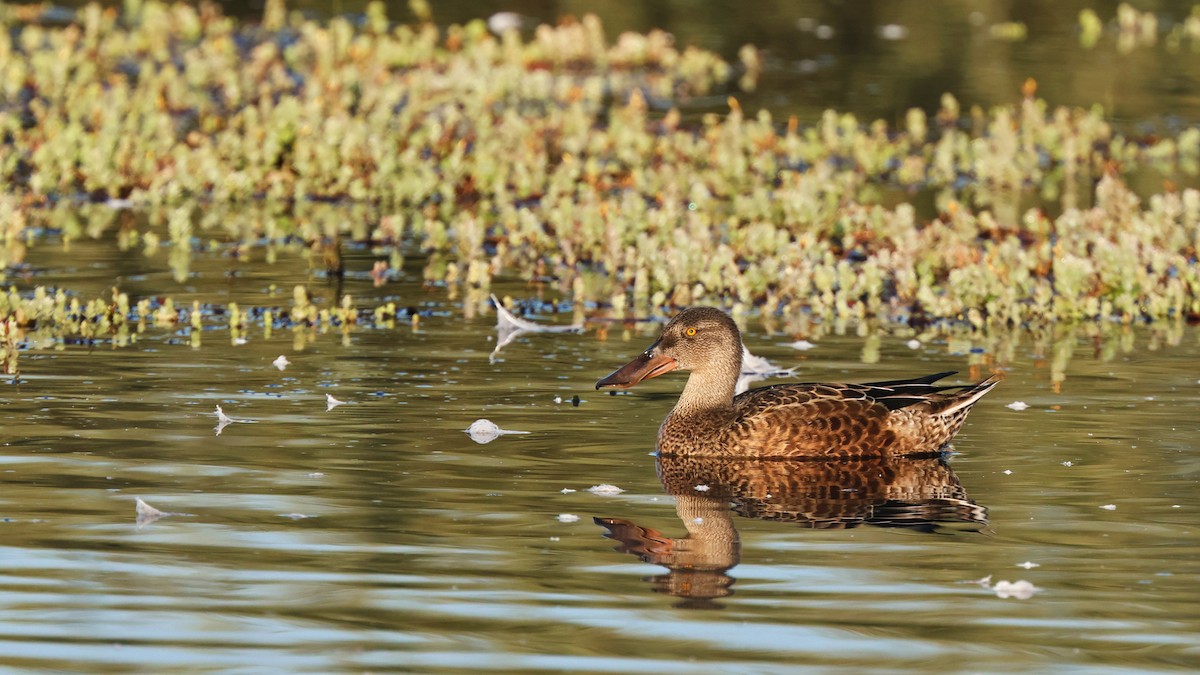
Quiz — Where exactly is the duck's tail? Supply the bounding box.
[930,375,1002,418]
[918,375,1001,446]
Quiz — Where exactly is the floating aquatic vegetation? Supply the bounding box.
[0,0,1195,374]
[465,418,530,444]
[1078,4,1200,53]
[1079,9,1104,48]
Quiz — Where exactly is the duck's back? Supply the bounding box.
[658,373,997,459]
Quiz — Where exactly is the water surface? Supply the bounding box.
[1,239,1197,671]
[4,1,1200,670]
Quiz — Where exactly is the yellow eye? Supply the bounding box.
[684,327,697,337]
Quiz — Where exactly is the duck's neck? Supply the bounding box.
[672,357,740,417]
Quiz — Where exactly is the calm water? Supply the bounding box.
[5,1,1200,672]
[1,233,1198,672]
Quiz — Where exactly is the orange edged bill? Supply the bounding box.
[595,344,678,389]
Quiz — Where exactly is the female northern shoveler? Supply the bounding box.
[595,307,998,458]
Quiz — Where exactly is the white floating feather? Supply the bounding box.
[489,295,583,362]
[465,418,531,444]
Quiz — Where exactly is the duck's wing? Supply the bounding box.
[780,372,999,415]
[728,374,999,458]
[728,385,899,457]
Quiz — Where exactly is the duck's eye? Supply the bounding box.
[684,327,697,337]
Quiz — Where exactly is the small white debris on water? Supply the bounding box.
[560,488,576,494]
[136,498,164,520]
[465,419,531,444]
[489,294,584,363]
[964,575,1041,599]
[233,337,248,346]
[553,396,562,404]
[466,419,502,443]
[272,355,290,371]
[741,345,795,376]
[1100,504,1117,510]
[737,346,797,395]
[135,497,192,529]
[587,484,624,495]
[556,514,580,523]
[694,484,711,492]
[1006,401,1030,411]
[992,580,1041,599]
[214,405,234,436]
[307,472,325,478]
[326,394,346,411]
[1003,470,1013,475]
[788,340,816,351]
[281,513,313,520]
[906,339,921,349]
[1017,561,1041,569]
[1061,461,1073,467]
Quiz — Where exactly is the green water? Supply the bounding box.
[3,1,1200,671]
[1,235,1197,671]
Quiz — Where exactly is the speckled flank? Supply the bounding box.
[597,306,999,458]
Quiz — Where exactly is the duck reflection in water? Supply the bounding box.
[596,452,988,608]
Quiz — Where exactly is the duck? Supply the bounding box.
[595,306,998,458]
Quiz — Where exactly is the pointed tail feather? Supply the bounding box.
[866,371,957,388]
[930,376,1001,417]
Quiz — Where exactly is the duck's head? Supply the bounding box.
[596,307,742,390]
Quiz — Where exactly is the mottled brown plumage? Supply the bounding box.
[596,306,998,458]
